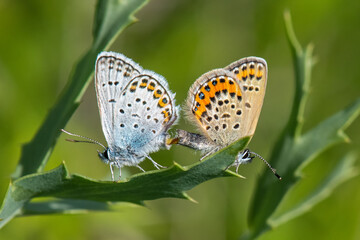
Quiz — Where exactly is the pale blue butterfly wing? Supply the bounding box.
[95,52,143,148]
[95,51,178,179]
[111,70,178,164]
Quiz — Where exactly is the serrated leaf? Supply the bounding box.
[0,137,249,227]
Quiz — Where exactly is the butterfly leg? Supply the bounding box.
[109,163,115,181]
[118,167,122,182]
[200,146,220,161]
[224,162,235,171]
[136,165,146,172]
[147,155,166,169]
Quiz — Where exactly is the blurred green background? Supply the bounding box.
[1,0,359,239]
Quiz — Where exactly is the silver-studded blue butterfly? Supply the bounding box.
[63,51,179,181]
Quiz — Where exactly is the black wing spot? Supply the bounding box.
[201,111,208,118]
[199,92,205,100]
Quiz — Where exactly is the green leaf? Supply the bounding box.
[0,137,249,228]
[1,0,148,229]
[242,11,360,239]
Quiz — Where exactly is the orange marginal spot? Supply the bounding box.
[241,69,248,79]
[200,86,212,104]
[249,67,255,76]
[194,108,205,119]
[158,98,169,108]
[130,85,137,92]
[147,82,155,91]
[214,77,224,92]
[207,82,217,98]
[162,110,169,118]
[256,69,263,79]
[228,80,237,94]
[140,82,147,88]
[153,89,162,99]
[194,96,207,113]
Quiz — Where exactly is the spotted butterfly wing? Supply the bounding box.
[186,69,244,146]
[186,57,267,147]
[95,51,178,167]
[95,52,143,147]
[112,70,178,161]
[225,57,267,139]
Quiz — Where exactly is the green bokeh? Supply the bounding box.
[0,0,359,239]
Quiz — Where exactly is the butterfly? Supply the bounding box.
[63,51,179,181]
[175,57,280,179]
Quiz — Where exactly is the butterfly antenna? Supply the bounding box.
[61,129,106,150]
[249,150,282,180]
